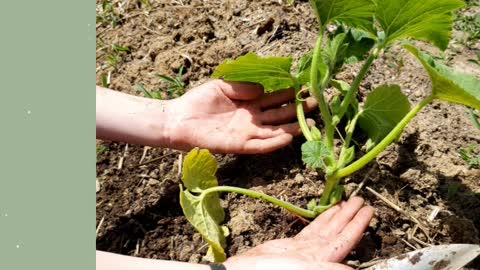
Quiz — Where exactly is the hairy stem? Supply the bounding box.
[202,186,317,218]
[337,95,435,178]
[295,82,314,141]
[319,174,340,206]
[310,34,335,161]
[333,47,380,126]
[342,112,360,153]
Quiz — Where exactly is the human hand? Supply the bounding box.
[222,197,374,270]
[168,79,317,154]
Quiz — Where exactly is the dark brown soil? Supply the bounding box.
[96,0,480,268]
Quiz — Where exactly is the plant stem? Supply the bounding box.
[202,186,317,218]
[319,174,339,206]
[310,33,335,156]
[294,82,314,141]
[336,95,435,178]
[342,112,360,152]
[333,47,380,126]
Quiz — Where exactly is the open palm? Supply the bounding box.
[169,80,317,154]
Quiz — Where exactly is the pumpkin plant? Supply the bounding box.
[179,0,479,262]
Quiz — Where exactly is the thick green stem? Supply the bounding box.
[333,47,380,126]
[336,96,435,178]
[310,33,335,161]
[294,82,314,141]
[202,186,317,218]
[319,174,339,206]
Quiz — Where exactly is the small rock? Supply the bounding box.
[294,173,305,182]
[148,179,160,186]
[96,179,100,193]
[414,90,422,97]
[149,171,158,178]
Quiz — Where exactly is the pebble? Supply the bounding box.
[294,173,305,182]
[148,179,160,186]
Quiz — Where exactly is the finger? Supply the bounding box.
[324,197,366,236]
[213,79,263,100]
[327,206,374,262]
[295,204,342,239]
[254,119,316,139]
[260,97,317,125]
[242,134,293,154]
[258,88,295,109]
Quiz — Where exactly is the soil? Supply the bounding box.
[96,0,480,268]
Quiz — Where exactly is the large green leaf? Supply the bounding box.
[301,141,330,169]
[179,188,227,262]
[374,0,465,50]
[358,85,411,146]
[212,53,295,92]
[309,0,376,32]
[404,44,480,110]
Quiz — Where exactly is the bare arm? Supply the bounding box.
[96,251,211,270]
[96,86,175,147]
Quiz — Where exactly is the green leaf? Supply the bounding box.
[212,53,295,92]
[179,148,227,263]
[358,84,411,146]
[135,84,152,99]
[339,146,355,167]
[297,52,313,85]
[343,28,376,64]
[179,187,227,262]
[182,148,219,193]
[373,0,466,50]
[322,33,348,72]
[301,141,330,169]
[310,0,376,32]
[330,79,350,94]
[404,44,480,110]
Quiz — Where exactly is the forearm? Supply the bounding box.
[96,86,175,147]
[96,251,214,270]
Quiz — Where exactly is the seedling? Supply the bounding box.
[180,0,480,262]
[135,66,186,99]
[135,84,163,100]
[106,44,130,70]
[157,65,186,98]
[96,0,123,27]
[459,144,480,169]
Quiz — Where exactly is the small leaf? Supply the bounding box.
[374,0,466,50]
[297,52,313,85]
[179,187,226,263]
[343,28,376,64]
[339,146,355,167]
[310,0,376,32]
[301,141,330,169]
[404,44,480,110]
[322,33,348,72]
[135,84,153,99]
[358,84,411,146]
[310,126,322,141]
[212,53,295,92]
[330,79,350,94]
[182,148,219,193]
